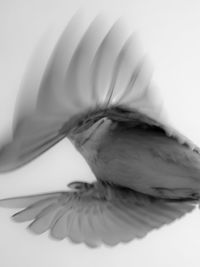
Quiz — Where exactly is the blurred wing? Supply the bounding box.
[0,13,166,172]
[35,13,164,120]
[0,182,194,247]
[0,115,66,172]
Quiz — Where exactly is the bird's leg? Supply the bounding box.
[67,181,111,200]
[67,181,94,191]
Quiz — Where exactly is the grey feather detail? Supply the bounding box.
[0,14,167,173]
[0,192,62,208]
[0,116,65,172]
[12,200,57,222]
[0,182,195,247]
[28,204,65,234]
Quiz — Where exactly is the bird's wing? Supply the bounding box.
[0,182,195,247]
[0,12,165,172]
[0,115,66,172]
[34,13,164,121]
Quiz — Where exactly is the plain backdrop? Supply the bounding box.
[1,0,200,266]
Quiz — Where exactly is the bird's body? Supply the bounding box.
[0,13,200,247]
[70,107,200,199]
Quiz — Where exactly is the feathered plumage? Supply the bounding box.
[0,13,200,247]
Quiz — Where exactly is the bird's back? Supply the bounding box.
[86,116,200,200]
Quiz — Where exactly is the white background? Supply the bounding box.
[0,0,200,266]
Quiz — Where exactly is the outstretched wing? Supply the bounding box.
[0,182,195,247]
[0,12,165,172]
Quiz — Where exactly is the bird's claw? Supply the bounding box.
[67,181,93,191]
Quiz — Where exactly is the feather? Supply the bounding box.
[0,182,195,247]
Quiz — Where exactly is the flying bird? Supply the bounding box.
[0,14,200,247]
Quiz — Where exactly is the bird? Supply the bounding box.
[0,13,200,248]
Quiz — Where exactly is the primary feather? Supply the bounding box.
[0,182,195,247]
